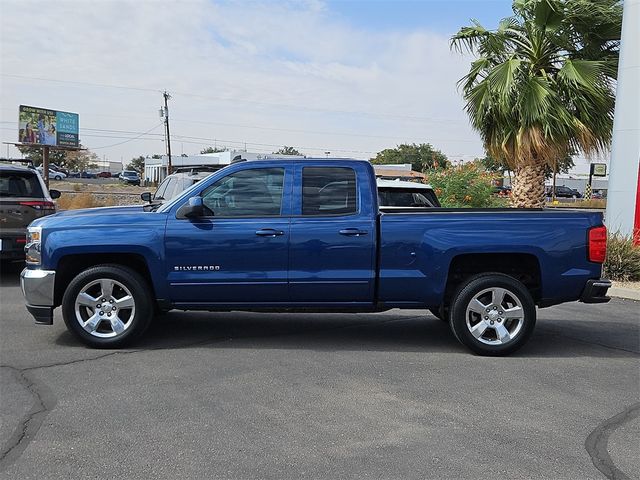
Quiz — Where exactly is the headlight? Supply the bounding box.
[25,226,42,265]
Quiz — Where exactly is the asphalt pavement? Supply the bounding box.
[0,261,638,480]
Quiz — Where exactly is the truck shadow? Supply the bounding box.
[55,309,639,359]
[0,261,23,287]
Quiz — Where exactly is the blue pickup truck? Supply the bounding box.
[21,158,611,355]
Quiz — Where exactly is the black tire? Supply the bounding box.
[449,273,536,356]
[54,175,62,181]
[62,264,154,348]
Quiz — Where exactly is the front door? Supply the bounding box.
[165,166,292,305]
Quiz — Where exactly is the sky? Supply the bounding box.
[0,0,517,167]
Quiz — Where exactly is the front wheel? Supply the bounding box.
[449,274,536,356]
[62,264,154,348]
[54,175,62,181]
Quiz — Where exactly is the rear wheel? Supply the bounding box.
[449,274,536,356]
[62,264,153,348]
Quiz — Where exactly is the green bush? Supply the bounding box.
[423,161,501,208]
[603,233,640,282]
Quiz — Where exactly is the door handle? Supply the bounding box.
[255,228,284,237]
[339,228,368,236]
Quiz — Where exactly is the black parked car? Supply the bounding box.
[119,170,141,186]
[547,186,582,198]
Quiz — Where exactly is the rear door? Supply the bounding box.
[165,165,293,304]
[289,164,376,304]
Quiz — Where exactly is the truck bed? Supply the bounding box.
[377,208,603,307]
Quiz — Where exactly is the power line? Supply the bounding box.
[0,118,478,145]
[0,73,159,94]
[0,73,463,125]
[1,125,478,159]
[90,123,165,149]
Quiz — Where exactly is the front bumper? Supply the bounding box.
[580,279,612,304]
[20,268,56,325]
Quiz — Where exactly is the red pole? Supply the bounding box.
[634,163,640,245]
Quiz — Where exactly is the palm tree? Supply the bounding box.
[451,0,621,207]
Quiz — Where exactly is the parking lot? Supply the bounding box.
[0,261,638,480]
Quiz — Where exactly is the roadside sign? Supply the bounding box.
[18,105,79,148]
[591,163,607,177]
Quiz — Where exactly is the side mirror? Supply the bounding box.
[140,192,152,202]
[49,189,61,199]
[177,196,204,219]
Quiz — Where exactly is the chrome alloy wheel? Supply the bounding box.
[465,287,524,346]
[74,279,136,338]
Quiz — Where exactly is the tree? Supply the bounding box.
[17,145,66,167]
[17,144,98,171]
[273,146,302,156]
[480,154,573,180]
[424,160,501,208]
[126,155,146,172]
[64,149,99,172]
[200,146,227,154]
[451,0,621,207]
[371,143,449,172]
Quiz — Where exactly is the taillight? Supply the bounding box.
[588,226,607,263]
[19,201,55,211]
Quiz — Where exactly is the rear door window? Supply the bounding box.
[0,171,44,198]
[302,167,357,216]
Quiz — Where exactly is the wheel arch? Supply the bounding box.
[443,253,542,306]
[54,254,155,307]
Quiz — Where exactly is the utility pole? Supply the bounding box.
[163,91,173,175]
[42,145,50,188]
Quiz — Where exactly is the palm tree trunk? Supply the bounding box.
[511,164,547,208]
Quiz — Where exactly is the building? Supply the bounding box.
[143,150,305,183]
[372,164,426,181]
[94,160,123,174]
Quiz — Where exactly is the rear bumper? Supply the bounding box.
[580,279,612,304]
[1,233,27,259]
[20,268,56,325]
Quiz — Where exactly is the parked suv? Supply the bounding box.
[0,164,60,262]
[120,170,141,186]
[376,179,440,208]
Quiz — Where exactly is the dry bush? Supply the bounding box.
[546,199,606,209]
[56,193,98,210]
[604,233,640,282]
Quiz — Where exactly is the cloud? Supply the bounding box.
[0,0,483,162]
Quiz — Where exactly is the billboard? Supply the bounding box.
[18,105,79,148]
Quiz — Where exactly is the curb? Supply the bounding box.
[609,287,640,301]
